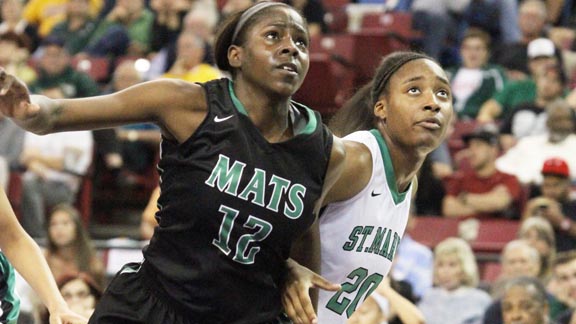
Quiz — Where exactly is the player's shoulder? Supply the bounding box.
[145,78,209,112]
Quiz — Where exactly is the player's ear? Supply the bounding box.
[374,98,387,123]
[228,45,242,69]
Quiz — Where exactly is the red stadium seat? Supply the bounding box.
[409,216,520,256]
[361,11,421,39]
[293,53,340,117]
[408,216,459,248]
[470,219,520,254]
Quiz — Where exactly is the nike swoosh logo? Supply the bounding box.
[214,115,234,123]
[371,190,382,197]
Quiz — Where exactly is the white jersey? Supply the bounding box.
[318,130,412,323]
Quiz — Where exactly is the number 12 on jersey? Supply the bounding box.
[326,267,384,318]
[212,205,273,265]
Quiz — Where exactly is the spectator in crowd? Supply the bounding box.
[446,28,507,120]
[149,0,193,55]
[161,30,222,82]
[0,111,25,191]
[105,60,160,178]
[0,0,40,52]
[501,276,554,324]
[145,2,218,79]
[282,0,326,37]
[19,129,93,238]
[98,0,155,57]
[0,32,37,85]
[496,99,576,185]
[491,0,551,80]
[182,1,219,46]
[23,0,103,37]
[44,204,105,286]
[517,216,557,282]
[478,37,560,123]
[220,0,253,21]
[392,214,434,300]
[418,238,492,324]
[500,63,567,152]
[48,0,130,58]
[442,124,522,219]
[549,251,576,323]
[523,158,576,253]
[409,0,471,64]
[56,273,102,321]
[349,277,425,324]
[463,0,521,45]
[494,240,542,291]
[41,272,102,323]
[28,36,101,99]
[483,240,544,324]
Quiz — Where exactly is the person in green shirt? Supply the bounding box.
[477,38,559,123]
[446,28,507,120]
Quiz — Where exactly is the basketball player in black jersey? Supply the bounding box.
[0,2,345,323]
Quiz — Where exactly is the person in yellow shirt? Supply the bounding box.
[23,0,102,37]
[161,30,222,83]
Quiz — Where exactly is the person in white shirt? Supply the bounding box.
[19,131,93,238]
[496,99,576,185]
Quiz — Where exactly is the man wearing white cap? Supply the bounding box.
[477,37,560,123]
[491,0,550,78]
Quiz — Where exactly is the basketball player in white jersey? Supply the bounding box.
[283,51,454,323]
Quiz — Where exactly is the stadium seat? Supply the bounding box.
[361,11,420,39]
[293,53,340,117]
[470,219,520,254]
[408,216,459,248]
[409,216,520,256]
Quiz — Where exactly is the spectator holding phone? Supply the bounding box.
[523,158,576,252]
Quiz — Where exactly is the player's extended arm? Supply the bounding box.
[0,68,207,144]
[0,187,87,324]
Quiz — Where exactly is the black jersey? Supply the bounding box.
[142,78,333,323]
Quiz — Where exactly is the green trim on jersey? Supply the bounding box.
[227,81,317,135]
[297,104,318,135]
[228,81,249,116]
[0,252,19,324]
[369,129,409,205]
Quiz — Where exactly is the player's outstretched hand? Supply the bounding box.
[0,68,38,121]
[283,258,340,324]
[48,306,89,324]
